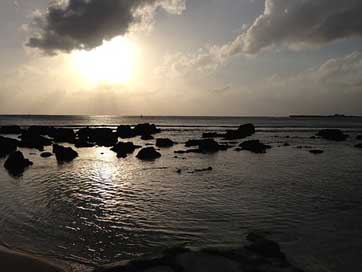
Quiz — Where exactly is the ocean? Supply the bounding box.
[0,115,362,271]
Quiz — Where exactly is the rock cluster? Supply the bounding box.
[202,124,256,140]
[238,140,271,154]
[316,129,349,141]
[94,233,303,272]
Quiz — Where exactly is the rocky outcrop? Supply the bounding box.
[18,130,53,151]
[134,123,161,137]
[238,140,271,154]
[116,125,135,138]
[0,136,18,158]
[316,129,349,141]
[4,151,33,175]
[136,147,161,160]
[156,138,175,148]
[94,233,303,272]
[77,128,118,147]
[111,142,141,158]
[185,139,229,153]
[224,124,256,140]
[52,144,78,162]
[51,128,76,143]
[0,125,22,134]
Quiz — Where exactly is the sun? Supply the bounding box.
[72,36,138,86]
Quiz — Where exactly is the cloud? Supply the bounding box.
[163,0,362,75]
[26,0,185,54]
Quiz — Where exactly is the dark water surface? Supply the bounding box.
[0,115,362,271]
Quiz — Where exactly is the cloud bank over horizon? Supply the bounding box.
[26,0,185,54]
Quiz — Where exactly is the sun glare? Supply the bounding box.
[72,36,138,86]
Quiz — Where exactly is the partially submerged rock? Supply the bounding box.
[111,142,141,158]
[356,135,362,140]
[156,138,175,148]
[52,144,78,162]
[309,149,324,154]
[19,130,53,151]
[355,143,362,149]
[117,125,135,138]
[224,124,256,140]
[185,139,229,153]
[4,151,33,176]
[239,140,271,154]
[40,152,53,158]
[134,123,161,137]
[0,125,22,134]
[94,233,302,272]
[0,136,18,158]
[316,129,348,141]
[136,147,161,160]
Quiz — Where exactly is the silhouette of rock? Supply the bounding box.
[141,134,154,140]
[77,128,118,147]
[0,125,22,134]
[74,139,95,148]
[202,132,223,138]
[116,125,135,138]
[19,130,53,151]
[52,128,76,143]
[95,233,301,272]
[136,147,161,160]
[4,151,33,176]
[194,167,213,172]
[40,152,53,158]
[355,143,362,148]
[309,149,324,154]
[239,140,271,153]
[224,123,256,140]
[0,136,18,158]
[111,142,140,158]
[356,135,362,140]
[156,138,175,148]
[316,129,348,141]
[134,123,161,137]
[185,139,229,153]
[52,144,78,162]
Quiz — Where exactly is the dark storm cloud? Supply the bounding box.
[241,0,362,53]
[26,0,183,54]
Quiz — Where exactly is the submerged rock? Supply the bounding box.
[156,138,175,148]
[52,144,78,162]
[239,140,271,153]
[0,136,18,158]
[4,151,33,176]
[309,149,324,154]
[111,142,141,158]
[316,129,349,141]
[355,143,362,149]
[136,147,161,160]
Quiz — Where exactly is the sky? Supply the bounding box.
[1,0,362,116]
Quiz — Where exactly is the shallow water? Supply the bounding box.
[0,116,362,271]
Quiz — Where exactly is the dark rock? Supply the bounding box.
[40,152,53,158]
[52,128,76,143]
[246,232,285,259]
[194,167,213,172]
[309,149,324,154]
[283,142,290,147]
[136,147,161,160]
[0,125,22,134]
[185,139,229,153]
[111,142,140,158]
[19,130,52,151]
[74,139,95,148]
[78,128,118,147]
[116,125,135,138]
[156,138,175,148]
[316,129,349,141]
[356,135,362,140]
[134,123,161,137]
[4,151,33,176]
[310,136,317,139]
[141,134,154,140]
[0,136,18,158]
[224,123,256,140]
[355,143,362,148]
[176,169,182,174]
[239,140,271,153]
[185,139,204,147]
[52,144,78,162]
